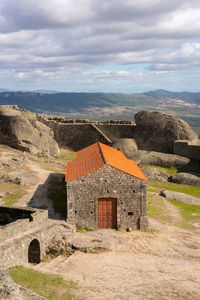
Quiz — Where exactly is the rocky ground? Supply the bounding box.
[0,145,200,300]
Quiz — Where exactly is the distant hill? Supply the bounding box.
[0,89,200,113]
[33,90,60,94]
[144,89,200,104]
[0,91,152,113]
[0,89,199,134]
[0,88,10,93]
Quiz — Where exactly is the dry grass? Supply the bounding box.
[35,149,75,173]
[0,182,26,206]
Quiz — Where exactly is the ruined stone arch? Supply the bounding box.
[28,239,41,264]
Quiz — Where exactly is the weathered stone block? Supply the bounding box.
[139,216,148,231]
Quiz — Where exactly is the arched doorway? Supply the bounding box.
[28,239,41,263]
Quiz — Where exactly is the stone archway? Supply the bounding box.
[28,239,41,264]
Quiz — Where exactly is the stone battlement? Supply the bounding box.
[37,114,135,125]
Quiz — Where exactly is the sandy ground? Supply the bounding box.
[57,227,200,300]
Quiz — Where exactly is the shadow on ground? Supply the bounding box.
[28,173,67,220]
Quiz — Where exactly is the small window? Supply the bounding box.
[128,212,133,216]
[75,210,77,214]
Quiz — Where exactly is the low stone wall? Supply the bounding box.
[0,206,48,241]
[173,140,200,160]
[0,205,73,269]
[0,206,34,225]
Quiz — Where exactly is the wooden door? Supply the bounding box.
[98,198,117,229]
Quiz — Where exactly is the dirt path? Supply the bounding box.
[19,162,51,207]
[19,162,61,219]
[162,196,183,224]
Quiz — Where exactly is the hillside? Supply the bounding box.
[144,89,200,104]
[0,89,200,132]
[0,91,155,112]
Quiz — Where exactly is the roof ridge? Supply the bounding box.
[98,142,107,164]
[66,142,147,182]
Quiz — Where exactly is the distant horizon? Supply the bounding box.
[1,88,200,95]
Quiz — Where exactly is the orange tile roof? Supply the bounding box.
[65,142,147,182]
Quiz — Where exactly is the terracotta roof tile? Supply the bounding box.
[65,143,105,182]
[65,142,147,182]
[99,142,147,181]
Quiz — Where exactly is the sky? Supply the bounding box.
[0,0,200,93]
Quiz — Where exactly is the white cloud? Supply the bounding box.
[0,0,200,91]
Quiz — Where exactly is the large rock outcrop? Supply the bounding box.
[134,111,197,153]
[160,190,200,205]
[139,150,190,168]
[112,138,141,162]
[169,173,200,186]
[0,106,60,156]
[139,150,199,172]
[141,167,170,182]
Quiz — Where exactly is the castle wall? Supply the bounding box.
[37,116,136,151]
[37,115,200,162]
[96,124,135,142]
[173,140,200,161]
